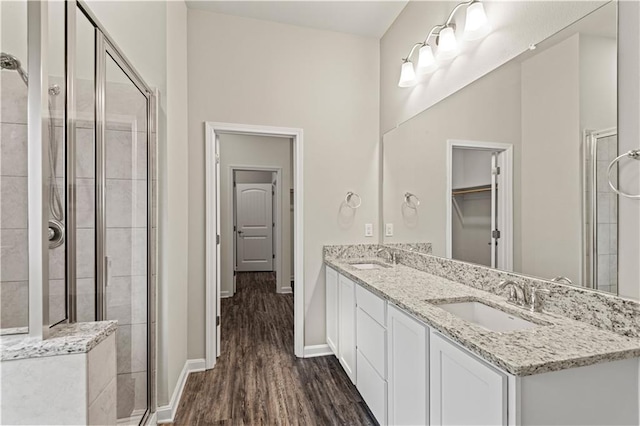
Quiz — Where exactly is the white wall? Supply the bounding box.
[617,1,640,301]
[83,0,189,407]
[579,34,617,131]
[187,10,380,357]
[219,134,292,296]
[380,0,605,133]
[235,170,274,184]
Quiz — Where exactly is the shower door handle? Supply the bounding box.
[105,256,112,287]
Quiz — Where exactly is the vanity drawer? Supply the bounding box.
[356,284,386,326]
[356,307,386,378]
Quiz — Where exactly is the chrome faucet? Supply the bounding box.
[376,247,397,265]
[499,280,551,312]
[498,280,528,307]
[529,287,551,313]
[551,276,573,285]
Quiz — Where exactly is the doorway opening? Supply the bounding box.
[230,167,293,296]
[446,140,514,271]
[205,123,304,370]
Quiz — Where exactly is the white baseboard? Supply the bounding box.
[220,290,232,298]
[156,358,206,424]
[278,287,293,294]
[303,344,332,358]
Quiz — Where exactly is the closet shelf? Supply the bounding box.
[452,184,494,196]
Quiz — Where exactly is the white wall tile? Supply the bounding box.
[0,229,28,281]
[0,72,28,125]
[0,281,28,329]
[88,378,117,426]
[116,371,147,419]
[0,353,87,424]
[0,176,27,228]
[88,333,117,405]
[0,123,28,177]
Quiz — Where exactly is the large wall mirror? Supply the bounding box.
[382,1,633,297]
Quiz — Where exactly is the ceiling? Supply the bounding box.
[185,1,409,38]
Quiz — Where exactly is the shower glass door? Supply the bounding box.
[103,52,149,422]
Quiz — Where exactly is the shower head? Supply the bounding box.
[1,52,29,85]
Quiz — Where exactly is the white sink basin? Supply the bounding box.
[437,301,540,332]
[349,261,391,270]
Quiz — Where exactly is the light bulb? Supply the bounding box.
[398,61,417,88]
[437,26,458,60]
[417,44,437,75]
[464,1,491,41]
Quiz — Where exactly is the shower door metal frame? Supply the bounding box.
[27,0,51,339]
[67,1,157,422]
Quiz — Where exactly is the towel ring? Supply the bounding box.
[607,149,640,199]
[345,191,362,209]
[404,192,421,209]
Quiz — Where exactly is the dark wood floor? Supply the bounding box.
[173,272,375,425]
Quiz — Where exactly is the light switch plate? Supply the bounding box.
[385,223,394,237]
[365,223,374,237]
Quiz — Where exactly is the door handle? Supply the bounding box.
[237,230,244,236]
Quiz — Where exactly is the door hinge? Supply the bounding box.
[216,316,220,326]
[272,222,275,227]
[216,234,220,244]
[492,229,501,239]
[273,254,275,259]
[215,153,220,164]
[233,225,236,232]
[492,166,501,175]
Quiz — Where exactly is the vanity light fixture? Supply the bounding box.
[398,0,491,87]
[437,26,459,60]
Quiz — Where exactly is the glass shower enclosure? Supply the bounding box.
[583,128,618,294]
[0,1,157,424]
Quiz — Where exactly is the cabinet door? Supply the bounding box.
[430,331,507,426]
[326,267,339,355]
[387,304,429,426]
[338,274,357,384]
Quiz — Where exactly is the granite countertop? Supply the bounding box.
[325,257,640,377]
[0,321,118,361]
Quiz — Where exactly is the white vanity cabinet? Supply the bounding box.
[355,285,388,425]
[430,330,508,426]
[323,264,639,426]
[387,304,429,426]
[325,266,339,355]
[338,273,357,383]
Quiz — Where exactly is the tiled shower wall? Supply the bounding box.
[594,134,618,294]
[0,71,31,333]
[0,71,150,418]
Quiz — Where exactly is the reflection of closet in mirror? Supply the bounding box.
[447,141,513,270]
[584,128,618,293]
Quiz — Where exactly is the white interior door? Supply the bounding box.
[236,183,274,271]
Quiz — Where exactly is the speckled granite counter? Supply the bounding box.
[325,256,640,377]
[0,321,117,361]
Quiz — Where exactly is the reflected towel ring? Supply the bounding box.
[404,192,421,209]
[345,191,362,209]
[607,149,640,199]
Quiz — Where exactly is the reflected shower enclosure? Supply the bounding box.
[584,128,618,294]
[0,1,157,424]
